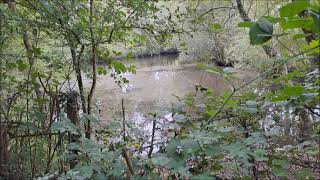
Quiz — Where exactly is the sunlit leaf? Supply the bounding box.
[282,85,304,97]
[279,1,309,17]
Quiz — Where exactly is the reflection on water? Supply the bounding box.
[86,55,320,156]
[86,54,256,154]
[131,54,180,68]
[88,54,255,122]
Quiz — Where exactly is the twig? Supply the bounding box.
[194,6,235,20]
[148,116,157,158]
[122,98,126,141]
[108,10,136,43]
[305,106,320,117]
[9,131,60,138]
[45,133,64,173]
[276,37,297,56]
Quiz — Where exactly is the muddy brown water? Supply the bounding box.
[82,55,256,123]
[81,54,257,155]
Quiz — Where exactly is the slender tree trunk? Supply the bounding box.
[66,91,81,169]
[70,44,87,115]
[22,29,48,129]
[0,126,9,178]
[235,0,250,22]
[86,0,97,139]
[87,43,97,114]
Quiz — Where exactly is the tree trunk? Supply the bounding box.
[298,108,313,142]
[0,126,9,177]
[86,0,96,139]
[22,29,48,129]
[69,45,87,115]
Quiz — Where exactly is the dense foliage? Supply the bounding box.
[0,0,319,179]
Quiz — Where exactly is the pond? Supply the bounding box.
[86,54,252,121]
[83,54,256,155]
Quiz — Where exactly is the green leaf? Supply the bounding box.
[81,113,99,124]
[95,172,107,180]
[151,156,171,166]
[238,21,254,27]
[32,46,41,56]
[16,60,28,71]
[80,137,103,154]
[300,38,320,55]
[311,11,320,33]
[207,110,217,116]
[280,17,313,30]
[252,149,268,161]
[108,159,126,177]
[272,167,288,177]
[111,60,126,73]
[166,140,181,156]
[181,139,200,154]
[249,18,273,45]
[241,107,257,114]
[262,16,282,23]
[51,113,79,134]
[78,165,94,178]
[191,173,215,180]
[310,4,320,13]
[213,23,222,30]
[67,143,81,151]
[245,100,259,108]
[293,33,308,40]
[272,159,289,177]
[203,143,222,156]
[279,1,309,17]
[173,114,186,123]
[124,52,134,61]
[179,42,187,48]
[97,66,107,75]
[258,18,273,34]
[171,166,189,176]
[294,168,315,180]
[244,133,266,146]
[282,85,304,97]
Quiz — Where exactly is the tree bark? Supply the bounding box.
[0,126,9,177]
[86,0,96,139]
[70,44,87,115]
[66,91,81,169]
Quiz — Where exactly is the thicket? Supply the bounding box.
[0,0,319,179]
